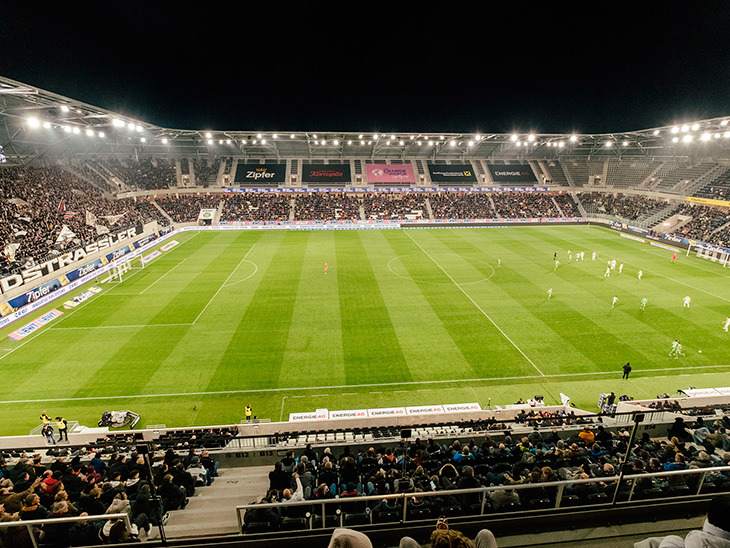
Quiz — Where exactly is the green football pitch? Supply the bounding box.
[1,225,729,436]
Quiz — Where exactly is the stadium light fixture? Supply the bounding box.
[569,135,578,142]
[43,121,52,129]
[112,119,125,128]
[333,139,339,146]
[724,132,730,139]
[72,127,80,134]
[691,123,699,131]
[558,141,565,148]
[290,134,295,139]
[622,141,629,147]
[700,133,711,141]
[605,141,612,147]
[162,138,168,144]
[682,135,692,142]
[671,126,679,133]
[672,137,679,143]
[98,132,105,138]
[205,132,212,138]
[27,117,40,128]
[141,137,146,143]
[511,134,518,141]
[720,120,728,126]
[85,129,94,137]
[653,130,660,135]
[60,105,70,113]
[207,139,213,144]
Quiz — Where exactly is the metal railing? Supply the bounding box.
[0,512,132,548]
[235,466,730,534]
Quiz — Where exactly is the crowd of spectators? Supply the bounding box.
[673,203,730,247]
[0,448,218,546]
[578,193,667,220]
[97,158,176,191]
[0,167,164,276]
[220,193,292,222]
[490,192,561,218]
[292,193,362,221]
[193,159,221,187]
[429,193,494,219]
[247,416,730,533]
[155,193,222,224]
[361,193,429,220]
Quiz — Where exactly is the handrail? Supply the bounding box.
[235,466,730,532]
[0,512,132,548]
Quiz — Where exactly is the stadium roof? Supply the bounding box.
[2,75,730,166]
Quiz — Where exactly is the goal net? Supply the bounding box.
[101,256,143,283]
[695,245,730,267]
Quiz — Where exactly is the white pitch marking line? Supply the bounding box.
[404,229,545,377]
[192,244,256,325]
[140,258,188,294]
[0,364,729,405]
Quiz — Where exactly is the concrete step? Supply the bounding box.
[163,465,271,538]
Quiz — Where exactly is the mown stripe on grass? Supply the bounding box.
[205,231,308,391]
[336,231,412,385]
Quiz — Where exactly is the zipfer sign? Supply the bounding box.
[0,226,141,295]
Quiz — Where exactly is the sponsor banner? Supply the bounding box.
[662,233,691,246]
[63,286,102,309]
[443,402,482,413]
[650,242,681,253]
[365,163,416,184]
[9,309,63,340]
[198,209,216,221]
[0,229,167,326]
[302,164,352,183]
[487,164,537,183]
[141,250,162,264]
[222,186,551,193]
[289,409,329,421]
[328,409,369,420]
[234,163,287,184]
[620,233,647,244]
[406,405,444,415]
[681,388,726,397]
[0,225,143,295]
[160,240,179,252]
[367,407,407,417]
[685,196,730,208]
[427,164,477,184]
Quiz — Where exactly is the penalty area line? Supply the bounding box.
[3,364,728,405]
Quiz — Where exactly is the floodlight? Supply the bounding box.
[207,139,213,144]
[671,126,679,133]
[700,133,711,141]
[720,120,728,126]
[290,134,295,139]
[527,134,535,142]
[724,132,730,138]
[72,127,80,134]
[672,137,679,143]
[205,132,212,138]
[569,135,578,142]
[27,117,40,128]
[113,119,125,127]
[682,135,692,142]
[98,132,105,138]
[653,130,660,135]
[60,105,70,112]
[450,140,456,147]
[162,138,168,144]
[141,137,146,142]
[622,141,629,147]
[226,139,231,144]
[333,139,339,146]
[43,122,51,129]
[605,141,612,147]
[510,134,518,141]
[558,141,565,148]
[135,125,142,132]
[272,134,278,139]
[86,129,94,136]
[691,123,699,131]
[681,125,689,133]
[128,122,135,130]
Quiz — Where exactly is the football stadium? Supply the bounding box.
[1,72,730,548]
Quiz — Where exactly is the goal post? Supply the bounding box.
[695,244,730,267]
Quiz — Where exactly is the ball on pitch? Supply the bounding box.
[698,350,702,353]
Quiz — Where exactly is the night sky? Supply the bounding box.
[3,3,730,135]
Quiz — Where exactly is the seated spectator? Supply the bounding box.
[400,519,499,548]
[634,494,730,547]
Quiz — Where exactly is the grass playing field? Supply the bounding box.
[1,224,729,436]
